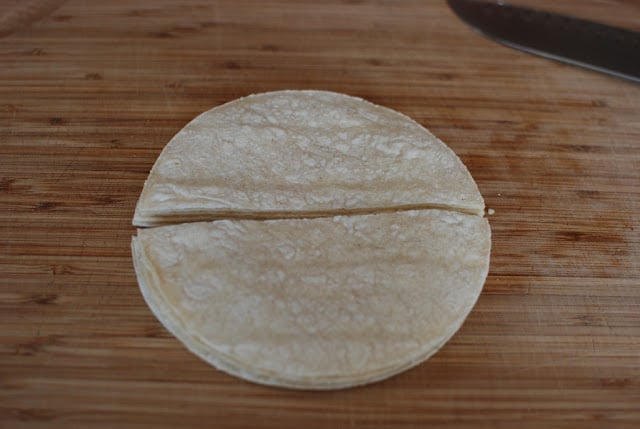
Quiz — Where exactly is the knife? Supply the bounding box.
[447,0,640,83]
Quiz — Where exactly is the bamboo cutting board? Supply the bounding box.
[1,0,639,427]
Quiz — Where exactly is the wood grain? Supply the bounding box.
[0,0,65,37]
[1,0,639,427]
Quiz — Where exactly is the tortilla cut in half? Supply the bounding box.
[132,210,491,389]
[133,90,484,227]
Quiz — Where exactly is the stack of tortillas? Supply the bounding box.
[132,90,491,389]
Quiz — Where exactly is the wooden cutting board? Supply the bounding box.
[1,0,639,427]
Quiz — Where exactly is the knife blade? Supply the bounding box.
[447,0,640,83]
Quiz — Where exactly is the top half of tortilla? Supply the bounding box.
[133,90,484,227]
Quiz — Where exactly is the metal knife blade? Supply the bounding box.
[447,0,640,83]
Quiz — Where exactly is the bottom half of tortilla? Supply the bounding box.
[132,209,490,389]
